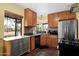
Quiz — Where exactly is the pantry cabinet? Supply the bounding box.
[48,11,76,28]
[24,8,37,26]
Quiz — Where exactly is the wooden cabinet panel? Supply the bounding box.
[4,41,11,56]
[58,11,68,20]
[47,37,51,47]
[48,13,58,28]
[40,35,47,46]
[58,11,76,20]
[40,35,58,48]
[24,9,33,26]
[30,36,35,51]
[32,12,37,26]
[50,35,58,48]
[67,12,76,19]
[27,10,33,26]
[46,35,58,48]
[24,8,37,26]
[48,11,76,28]
[48,14,52,27]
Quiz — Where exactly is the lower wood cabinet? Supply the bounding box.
[40,35,47,46]
[47,36,52,47]
[30,36,35,51]
[40,35,58,48]
[48,35,58,48]
[4,37,29,56]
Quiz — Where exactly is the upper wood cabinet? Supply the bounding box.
[48,13,58,28]
[24,8,37,26]
[32,12,37,26]
[48,11,76,28]
[58,11,76,20]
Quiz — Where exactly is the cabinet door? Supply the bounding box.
[48,14,52,28]
[46,35,58,48]
[24,9,33,26]
[47,36,52,48]
[58,11,76,21]
[30,36,35,51]
[58,11,67,20]
[32,12,37,26]
[50,35,58,48]
[48,11,76,28]
[40,35,46,46]
[27,10,33,26]
[67,12,76,19]
[4,41,11,56]
[48,14,58,28]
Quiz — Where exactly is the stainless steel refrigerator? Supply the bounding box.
[58,20,78,42]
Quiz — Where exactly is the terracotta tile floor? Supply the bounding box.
[22,48,59,56]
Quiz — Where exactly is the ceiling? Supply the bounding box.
[16,3,73,16]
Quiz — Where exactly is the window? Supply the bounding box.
[4,17,22,37]
[36,23,48,33]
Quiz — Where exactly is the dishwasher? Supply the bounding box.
[35,35,40,49]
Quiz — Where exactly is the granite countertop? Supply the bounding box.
[4,36,30,41]
[25,33,43,36]
[3,33,44,41]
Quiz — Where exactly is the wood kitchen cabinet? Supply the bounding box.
[40,35,47,46]
[30,36,35,51]
[48,13,58,28]
[24,8,37,26]
[48,10,76,28]
[49,35,58,48]
[46,35,58,48]
[40,35,58,48]
[58,11,76,20]
[46,36,51,47]
[32,12,37,26]
[3,37,29,56]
